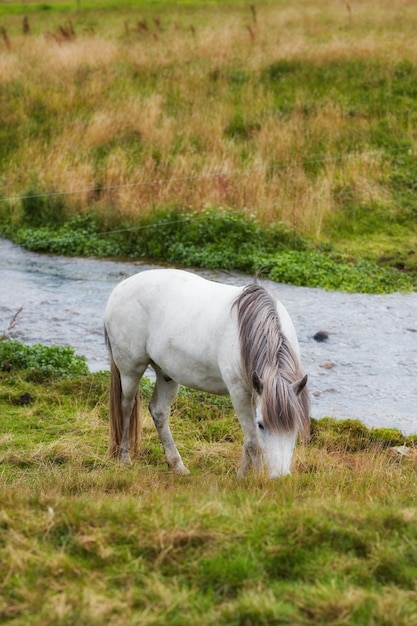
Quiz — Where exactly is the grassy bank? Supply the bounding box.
[1,342,417,624]
[2,208,416,293]
[1,0,417,290]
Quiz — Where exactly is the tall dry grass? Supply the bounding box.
[1,0,417,235]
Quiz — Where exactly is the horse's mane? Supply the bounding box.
[233,283,310,434]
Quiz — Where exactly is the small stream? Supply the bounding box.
[1,238,416,433]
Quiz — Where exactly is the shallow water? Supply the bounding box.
[1,238,416,433]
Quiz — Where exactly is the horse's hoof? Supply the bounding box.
[121,455,132,466]
[176,468,191,476]
[237,461,250,479]
[171,463,190,476]
[237,468,247,480]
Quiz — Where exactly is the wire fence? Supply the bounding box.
[1,145,413,204]
[0,144,414,236]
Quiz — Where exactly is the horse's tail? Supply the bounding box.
[106,334,140,459]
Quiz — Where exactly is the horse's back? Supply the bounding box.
[104,269,242,391]
[106,268,239,323]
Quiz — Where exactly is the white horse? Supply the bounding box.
[104,269,309,478]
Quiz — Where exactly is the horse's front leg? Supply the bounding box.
[229,387,262,478]
[149,372,190,475]
[237,438,263,478]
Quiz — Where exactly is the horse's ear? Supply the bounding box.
[292,374,308,395]
[252,371,263,395]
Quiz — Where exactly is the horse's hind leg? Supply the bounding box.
[119,369,145,465]
[149,368,189,475]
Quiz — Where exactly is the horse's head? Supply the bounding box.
[252,370,309,478]
[234,282,310,479]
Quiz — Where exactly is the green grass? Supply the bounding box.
[1,343,417,624]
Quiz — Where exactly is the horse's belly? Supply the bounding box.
[172,370,230,395]
[150,343,231,395]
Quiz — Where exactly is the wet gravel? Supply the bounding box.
[1,238,416,434]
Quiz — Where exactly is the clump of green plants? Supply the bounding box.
[310,417,417,451]
[1,212,120,257]
[0,339,89,380]
[264,249,416,292]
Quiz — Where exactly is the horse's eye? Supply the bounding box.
[257,422,265,431]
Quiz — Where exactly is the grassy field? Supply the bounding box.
[1,343,417,626]
[1,0,417,287]
[2,3,417,623]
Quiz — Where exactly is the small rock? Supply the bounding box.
[18,392,33,406]
[320,362,335,369]
[313,331,329,342]
[389,445,411,457]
